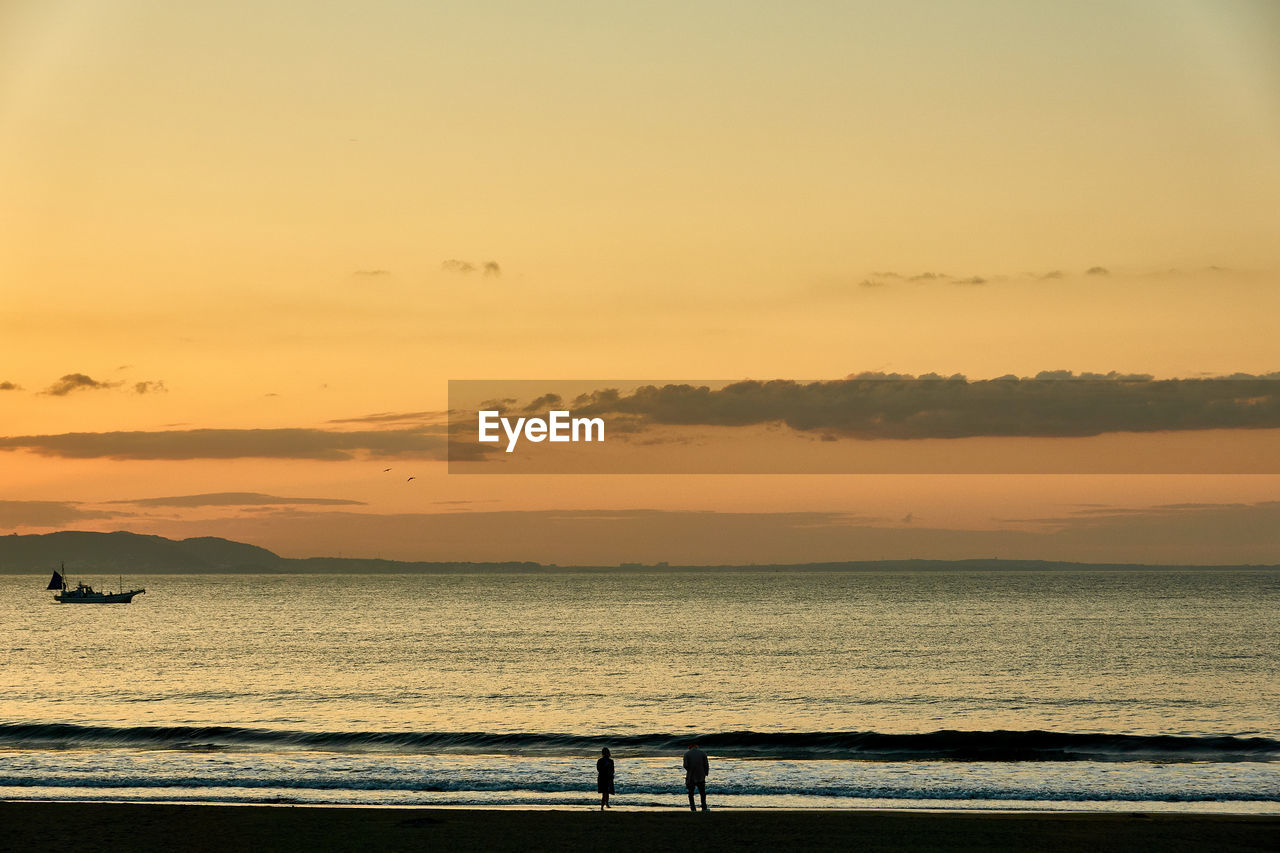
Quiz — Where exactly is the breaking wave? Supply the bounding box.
[1,723,1276,762]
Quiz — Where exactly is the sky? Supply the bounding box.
[1,0,1279,563]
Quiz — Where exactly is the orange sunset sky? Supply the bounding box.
[2,1,1279,564]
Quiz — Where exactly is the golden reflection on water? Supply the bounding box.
[1,571,1275,738]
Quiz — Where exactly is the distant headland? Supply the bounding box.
[0,531,1275,574]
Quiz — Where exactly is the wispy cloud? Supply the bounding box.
[828,263,1235,293]
[0,426,450,461]
[41,373,119,396]
[35,373,166,397]
[107,492,366,508]
[0,500,127,528]
[441,259,502,277]
[127,502,1280,565]
[326,411,445,425]
[1001,500,1280,542]
[851,266,1126,289]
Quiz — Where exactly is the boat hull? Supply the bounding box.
[54,590,144,604]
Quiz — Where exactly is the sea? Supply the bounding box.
[1,570,1277,812]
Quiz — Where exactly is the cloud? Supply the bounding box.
[129,502,1280,565]
[326,411,443,425]
[0,426,450,461]
[477,397,520,413]
[442,259,502,276]
[855,271,989,288]
[561,373,1280,439]
[36,374,164,397]
[0,500,126,528]
[999,501,1280,559]
[522,393,563,413]
[0,381,21,391]
[1013,369,1154,379]
[41,374,119,396]
[352,269,391,277]
[825,264,1217,293]
[107,492,366,508]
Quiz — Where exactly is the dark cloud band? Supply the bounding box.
[0,427,449,461]
[107,492,367,507]
[570,374,1280,439]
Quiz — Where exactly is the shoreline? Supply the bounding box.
[2,797,1278,816]
[2,802,1276,852]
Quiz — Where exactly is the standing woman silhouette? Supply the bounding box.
[597,747,615,810]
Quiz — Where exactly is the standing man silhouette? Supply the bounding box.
[682,742,709,812]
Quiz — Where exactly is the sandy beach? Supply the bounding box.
[0,803,1275,853]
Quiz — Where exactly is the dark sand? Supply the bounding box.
[0,803,1275,853]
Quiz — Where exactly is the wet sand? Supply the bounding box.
[0,802,1275,852]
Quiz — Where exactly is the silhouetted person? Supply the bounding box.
[683,742,709,812]
[597,747,615,810]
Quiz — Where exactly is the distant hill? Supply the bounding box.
[0,531,1275,574]
[0,531,557,574]
[0,531,283,573]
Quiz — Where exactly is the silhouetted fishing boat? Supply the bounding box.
[47,565,145,604]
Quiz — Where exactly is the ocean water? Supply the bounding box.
[0,570,1277,812]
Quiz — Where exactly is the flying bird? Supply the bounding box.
[406,476,415,482]
[383,468,392,472]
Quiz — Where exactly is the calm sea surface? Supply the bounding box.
[1,571,1276,810]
